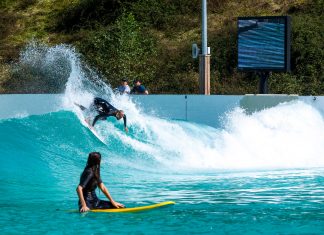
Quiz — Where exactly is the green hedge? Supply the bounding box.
[77,13,157,89]
[1,0,323,94]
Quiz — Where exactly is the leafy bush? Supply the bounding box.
[290,14,324,95]
[52,0,121,32]
[268,8,324,95]
[78,12,157,88]
[1,0,323,94]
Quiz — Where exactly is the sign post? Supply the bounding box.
[199,54,210,95]
[199,0,210,95]
[193,0,211,95]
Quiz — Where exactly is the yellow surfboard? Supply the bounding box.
[90,201,175,213]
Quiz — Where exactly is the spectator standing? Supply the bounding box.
[131,80,149,95]
[117,79,131,95]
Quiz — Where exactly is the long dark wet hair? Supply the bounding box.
[86,152,101,180]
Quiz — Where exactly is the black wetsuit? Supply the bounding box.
[78,167,113,210]
[92,97,127,127]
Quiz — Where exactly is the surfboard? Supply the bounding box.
[74,103,106,144]
[84,119,106,144]
[90,201,175,213]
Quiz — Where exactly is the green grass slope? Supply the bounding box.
[0,0,323,94]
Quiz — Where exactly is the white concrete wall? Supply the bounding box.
[0,94,63,119]
[1,94,322,128]
[131,95,240,127]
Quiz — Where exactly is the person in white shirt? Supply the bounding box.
[117,78,131,95]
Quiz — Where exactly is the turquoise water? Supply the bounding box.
[1,43,324,234]
[0,110,323,234]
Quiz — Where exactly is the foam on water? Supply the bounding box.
[62,55,324,171]
[118,100,324,171]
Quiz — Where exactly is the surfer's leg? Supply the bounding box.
[74,102,87,111]
[95,200,114,209]
[78,195,95,211]
[92,114,108,126]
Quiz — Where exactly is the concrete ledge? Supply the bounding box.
[240,94,299,114]
[1,94,323,128]
[0,94,63,119]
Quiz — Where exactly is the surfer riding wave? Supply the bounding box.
[75,97,128,133]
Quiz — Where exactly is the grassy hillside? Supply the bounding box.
[0,0,323,94]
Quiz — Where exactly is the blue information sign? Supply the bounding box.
[237,16,291,72]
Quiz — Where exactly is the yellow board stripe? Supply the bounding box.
[90,201,176,213]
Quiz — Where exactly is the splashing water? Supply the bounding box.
[15,42,324,172]
[4,42,324,172]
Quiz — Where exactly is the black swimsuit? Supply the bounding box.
[78,167,112,210]
[92,97,127,127]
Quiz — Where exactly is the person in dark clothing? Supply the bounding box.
[76,152,124,212]
[131,80,149,95]
[75,97,128,133]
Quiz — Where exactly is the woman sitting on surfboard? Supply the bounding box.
[75,97,128,133]
[76,152,124,212]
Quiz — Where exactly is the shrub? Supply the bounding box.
[78,12,157,88]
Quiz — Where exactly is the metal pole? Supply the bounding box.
[199,0,210,95]
[202,0,207,55]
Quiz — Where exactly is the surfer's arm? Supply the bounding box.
[123,114,127,127]
[123,115,128,132]
[76,185,90,212]
[98,182,124,208]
